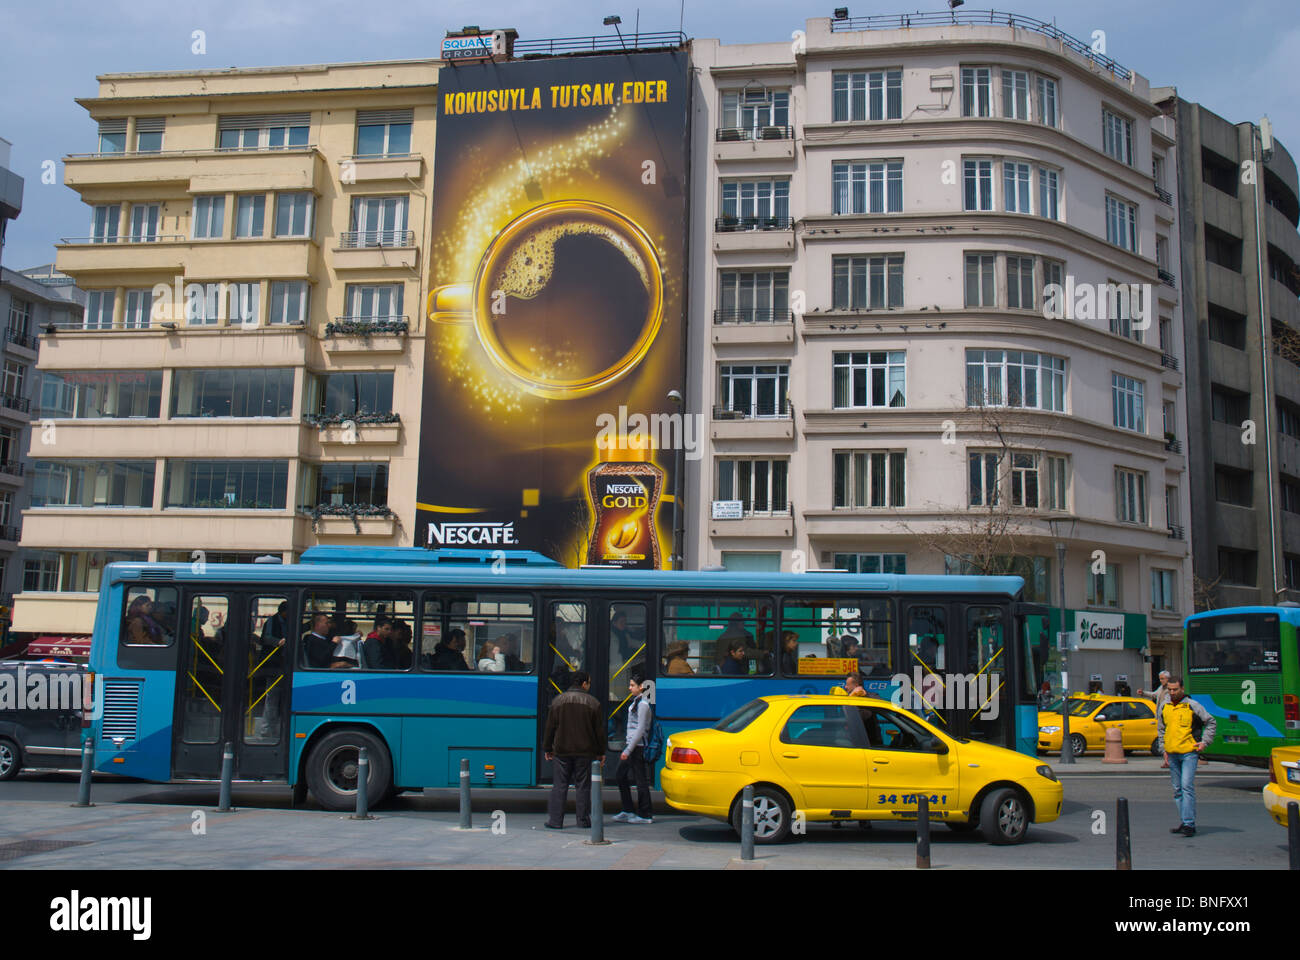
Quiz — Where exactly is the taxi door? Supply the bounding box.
[857,704,960,818]
[1115,699,1158,750]
[770,703,869,815]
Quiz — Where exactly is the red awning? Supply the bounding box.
[26,636,92,658]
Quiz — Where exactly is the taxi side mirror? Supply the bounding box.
[925,737,948,755]
[1094,714,1107,722]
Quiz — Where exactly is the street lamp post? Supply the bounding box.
[668,390,684,570]
[1056,540,1073,764]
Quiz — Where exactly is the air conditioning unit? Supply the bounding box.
[742,86,771,106]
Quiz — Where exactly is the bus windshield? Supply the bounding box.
[1187,614,1281,673]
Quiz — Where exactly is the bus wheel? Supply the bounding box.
[980,788,1029,845]
[305,729,391,812]
[0,737,19,781]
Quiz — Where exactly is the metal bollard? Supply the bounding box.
[587,759,609,844]
[216,741,234,812]
[740,784,754,861]
[1289,802,1299,871]
[1117,797,1132,870]
[351,747,373,820]
[458,757,472,829]
[916,795,931,869]
[72,738,94,808]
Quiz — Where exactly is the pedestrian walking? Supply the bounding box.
[613,671,654,824]
[541,671,605,829]
[1157,675,1217,837]
[1139,670,1173,767]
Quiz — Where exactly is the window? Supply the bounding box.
[1107,282,1144,341]
[1046,456,1068,510]
[314,463,389,508]
[963,159,993,211]
[961,67,992,117]
[2,361,26,398]
[1165,485,1180,529]
[832,70,902,122]
[1036,76,1058,127]
[720,180,790,224]
[1156,235,1170,272]
[968,452,1001,507]
[832,255,904,309]
[97,119,126,154]
[1038,167,1060,220]
[719,364,789,418]
[833,160,903,214]
[345,283,404,320]
[296,591,416,672]
[1210,385,1250,425]
[0,491,12,525]
[964,253,996,306]
[1102,109,1133,165]
[355,109,413,156]
[1087,563,1121,608]
[662,596,774,677]
[171,369,295,418]
[780,704,855,747]
[1205,227,1242,271]
[716,458,789,515]
[1003,161,1032,213]
[1152,155,1166,191]
[720,89,790,135]
[1002,70,1030,119]
[274,192,314,238]
[23,553,61,592]
[123,289,153,330]
[1159,317,1173,355]
[128,203,160,242]
[1043,258,1064,292]
[1210,306,1246,349]
[1288,556,1300,590]
[1011,453,1040,507]
[234,195,266,238]
[84,291,115,330]
[833,451,906,508]
[269,282,309,325]
[1006,256,1035,309]
[414,591,533,674]
[966,350,1066,411]
[718,270,789,322]
[7,298,31,337]
[31,460,156,508]
[1214,465,1252,507]
[833,351,906,408]
[1106,195,1138,252]
[1115,468,1148,523]
[1278,400,1300,440]
[38,371,162,419]
[1162,400,1176,439]
[1112,374,1145,432]
[1154,567,1175,613]
[192,196,225,239]
[1281,475,1300,514]
[1202,149,1239,197]
[185,282,258,326]
[218,114,310,151]
[163,460,289,509]
[90,204,120,244]
[350,196,409,246]
[134,118,164,153]
[833,554,906,575]
[319,372,394,416]
[782,597,893,677]
[1217,549,1256,586]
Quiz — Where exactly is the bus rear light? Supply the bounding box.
[1285,694,1298,724]
[671,747,703,764]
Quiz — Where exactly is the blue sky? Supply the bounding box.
[0,0,1292,270]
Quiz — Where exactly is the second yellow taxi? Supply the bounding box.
[1037,693,1160,757]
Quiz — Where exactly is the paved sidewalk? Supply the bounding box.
[1045,754,1262,776]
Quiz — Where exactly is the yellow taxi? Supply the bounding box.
[660,694,1062,844]
[1037,694,1160,757]
[1262,746,1300,826]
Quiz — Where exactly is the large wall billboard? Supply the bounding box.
[417,50,691,567]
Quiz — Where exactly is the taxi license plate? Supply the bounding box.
[1287,767,1300,784]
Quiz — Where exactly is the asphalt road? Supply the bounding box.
[0,768,1287,869]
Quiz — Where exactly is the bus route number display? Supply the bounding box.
[797,658,860,675]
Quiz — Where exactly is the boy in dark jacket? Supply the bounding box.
[543,672,606,829]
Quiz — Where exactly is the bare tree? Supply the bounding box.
[1192,573,1222,613]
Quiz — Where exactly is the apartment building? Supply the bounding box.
[0,137,21,270]
[686,14,1193,685]
[1158,93,1300,610]
[17,60,438,636]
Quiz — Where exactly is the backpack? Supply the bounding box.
[643,714,666,764]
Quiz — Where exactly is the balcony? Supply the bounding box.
[0,524,19,544]
[712,217,795,254]
[1161,353,1180,372]
[715,216,793,233]
[331,233,418,272]
[305,414,402,446]
[1158,268,1177,287]
[63,146,323,192]
[1164,435,1182,454]
[20,508,302,553]
[1167,524,1186,541]
[711,405,795,440]
[707,505,794,539]
[711,310,796,345]
[303,504,398,538]
[714,127,795,163]
[323,317,409,354]
[340,154,423,184]
[5,328,38,356]
[0,461,25,485]
[56,236,187,277]
[0,394,31,420]
[1156,185,1174,206]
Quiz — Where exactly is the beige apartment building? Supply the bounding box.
[17,59,438,635]
[685,15,1194,685]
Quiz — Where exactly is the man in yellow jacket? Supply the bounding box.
[1156,676,1217,837]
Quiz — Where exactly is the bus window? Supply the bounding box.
[121,585,179,648]
[300,591,415,671]
[661,596,774,677]
[609,602,647,713]
[780,598,892,677]
[547,601,587,693]
[965,607,1005,679]
[247,596,290,744]
[1187,615,1281,673]
[907,606,947,672]
[181,594,230,744]
[444,592,535,673]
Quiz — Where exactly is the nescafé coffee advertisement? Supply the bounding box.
[417,51,690,567]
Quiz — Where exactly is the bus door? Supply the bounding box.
[172,591,293,781]
[537,597,591,783]
[601,599,652,769]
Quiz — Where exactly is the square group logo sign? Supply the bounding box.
[417,51,691,568]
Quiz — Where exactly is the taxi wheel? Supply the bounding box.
[731,786,792,844]
[1069,733,1088,758]
[1149,739,1161,757]
[0,737,19,781]
[980,788,1029,845]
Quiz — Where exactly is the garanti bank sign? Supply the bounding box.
[1074,611,1126,650]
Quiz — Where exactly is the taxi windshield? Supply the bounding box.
[1066,698,1100,717]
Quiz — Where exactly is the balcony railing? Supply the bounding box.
[65,145,317,160]
[338,230,415,249]
[0,524,19,542]
[716,126,794,142]
[60,235,185,245]
[1158,268,1177,287]
[0,461,25,476]
[0,395,30,413]
[303,412,401,427]
[1161,353,1180,371]
[829,10,1132,81]
[713,402,791,420]
[715,216,794,232]
[1156,185,1174,206]
[1167,524,1185,540]
[324,317,409,338]
[5,328,37,350]
[1164,436,1182,454]
[713,309,794,324]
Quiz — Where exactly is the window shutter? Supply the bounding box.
[356,109,414,125]
[134,117,166,133]
[218,113,310,130]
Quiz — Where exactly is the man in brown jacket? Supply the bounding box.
[543,671,606,829]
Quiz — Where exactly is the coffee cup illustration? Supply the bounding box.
[428,200,664,400]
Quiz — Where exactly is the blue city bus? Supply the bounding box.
[89,547,1048,809]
